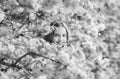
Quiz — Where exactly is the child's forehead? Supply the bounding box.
[54,26,66,34]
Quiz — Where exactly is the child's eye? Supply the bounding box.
[63,34,66,37]
[54,34,59,37]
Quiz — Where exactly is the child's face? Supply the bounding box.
[53,26,67,46]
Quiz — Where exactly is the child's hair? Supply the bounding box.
[43,21,70,44]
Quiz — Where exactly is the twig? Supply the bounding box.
[14,50,62,66]
[28,52,63,65]
[14,53,29,65]
[12,50,67,71]
[0,60,22,69]
[13,15,29,38]
[17,16,29,31]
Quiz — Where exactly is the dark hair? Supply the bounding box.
[44,22,70,43]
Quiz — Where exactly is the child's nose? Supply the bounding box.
[58,36,63,42]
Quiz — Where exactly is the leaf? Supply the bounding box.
[67,66,88,79]
[17,0,34,9]
[7,0,19,6]
[8,44,15,52]
[0,27,12,37]
[12,48,26,58]
[29,12,36,21]
[29,38,42,48]
[12,7,24,14]
[4,0,19,11]
[6,68,20,79]
[0,9,5,22]
[57,51,70,65]
[36,75,47,79]
[0,0,4,4]
[0,72,9,79]
[62,0,71,8]
[41,0,60,10]
[38,24,51,36]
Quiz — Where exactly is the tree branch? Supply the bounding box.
[28,52,63,65]
[18,16,29,31]
[0,60,22,69]
[14,53,30,65]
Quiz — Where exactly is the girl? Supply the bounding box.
[43,21,70,48]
